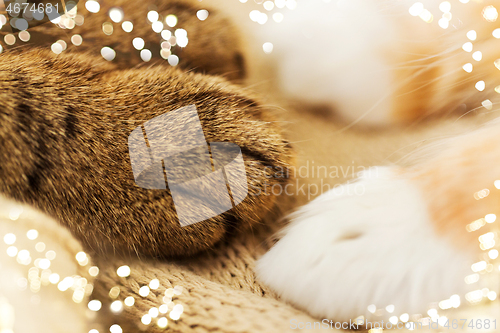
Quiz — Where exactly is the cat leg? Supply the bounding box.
[256,119,500,321]
[0,49,292,257]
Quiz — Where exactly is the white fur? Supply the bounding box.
[258,0,397,125]
[256,167,476,321]
[255,0,455,125]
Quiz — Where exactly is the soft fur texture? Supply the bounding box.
[251,0,500,323]
[1,0,499,331]
[255,0,500,124]
[256,167,479,321]
[0,10,292,257]
[256,117,500,322]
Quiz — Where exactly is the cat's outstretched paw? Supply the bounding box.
[256,167,477,321]
[0,49,293,258]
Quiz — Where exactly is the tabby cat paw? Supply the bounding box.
[0,50,292,258]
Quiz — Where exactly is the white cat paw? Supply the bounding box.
[256,167,476,321]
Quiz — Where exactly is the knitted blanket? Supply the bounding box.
[1,111,497,333]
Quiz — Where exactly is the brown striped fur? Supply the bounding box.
[0,1,292,257]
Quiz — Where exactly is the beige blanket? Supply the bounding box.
[1,100,497,332]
